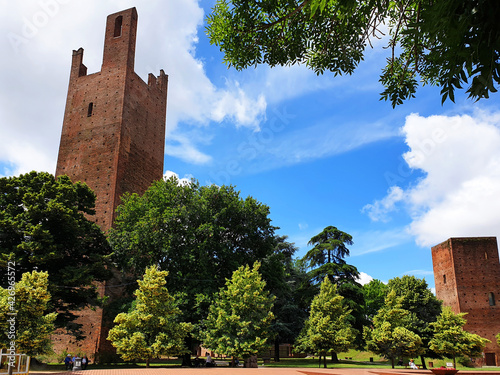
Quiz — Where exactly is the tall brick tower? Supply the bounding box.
[432,237,500,366]
[56,7,167,232]
[54,8,167,359]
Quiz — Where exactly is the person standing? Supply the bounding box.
[82,356,89,370]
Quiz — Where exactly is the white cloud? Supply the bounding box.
[163,170,192,185]
[0,1,268,175]
[364,110,500,247]
[362,186,404,222]
[166,132,213,165]
[357,272,374,285]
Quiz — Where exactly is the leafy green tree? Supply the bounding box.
[0,171,111,329]
[107,266,192,367]
[363,279,388,321]
[0,271,57,356]
[429,307,490,368]
[206,0,500,106]
[108,177,278,365]
[497,332,500,346]
[364,290,424,368]
[295,277,355,368]
[199,262,275,365]
[387,275,441,368]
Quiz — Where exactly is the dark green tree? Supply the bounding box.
[0,171,111,329]
[108,176,278,365]
[387,275,442,369]
[303,226,357,284]
[302,226,365,351]
[264,236,312,361]
[206,0,500,107]
[363,279,389,321]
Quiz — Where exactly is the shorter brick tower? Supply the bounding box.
[432,237,500,366]
[54,7,167,359]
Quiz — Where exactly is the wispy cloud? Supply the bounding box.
[245,118,398,174]
[349,228,412,256]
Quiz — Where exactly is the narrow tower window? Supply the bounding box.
[443,274,446,284]
[87,102,93,117]
[485,251,488,260]
[114,16,123,37]
[489,292,496,306]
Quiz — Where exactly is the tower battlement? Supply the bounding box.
[54,7,168,359]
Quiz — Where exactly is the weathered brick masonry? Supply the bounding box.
[54,7,167,359]
[432,237,500,366]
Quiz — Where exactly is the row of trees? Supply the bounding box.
[0,171,493,366]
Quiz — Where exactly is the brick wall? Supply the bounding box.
[432,237,500,366]
[54,7,167,360]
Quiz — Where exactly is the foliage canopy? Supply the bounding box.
[0,171,111,327]
[0,271,57,356]
[109,177,277,315]
[295,277,355,367]
[429,307,490,368]
[364,290,423,368]
[199,262,275,359]
[387,275,441,366]
[206,0,500,107]
[107,266,192,366]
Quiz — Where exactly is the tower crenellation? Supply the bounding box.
[54,7,167,358]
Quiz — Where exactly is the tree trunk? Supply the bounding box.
[391,357,395,369]
[146,358,150,368]
[323,354,327,368]
[318,354,321,368]
[453,356,456,369]
[331,352,339,363]
[420,355,427,369]
[274,338,280,362]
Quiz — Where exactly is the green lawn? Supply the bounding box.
[32,353,500,371]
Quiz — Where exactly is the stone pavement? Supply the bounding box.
[28,368,500,375]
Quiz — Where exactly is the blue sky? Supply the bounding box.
[2,1,500,290]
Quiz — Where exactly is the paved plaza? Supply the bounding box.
[28,368,500,375]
